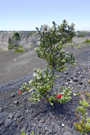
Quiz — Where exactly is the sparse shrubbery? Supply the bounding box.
[8,37,15,49]
[14,45,24,53]
[21,130,39,135]
[8,32,24,52]
[12,32,21,41]
[20,20,75,106]
[74,92,90,134]
[77,44,81,49]
[84,39,90,43]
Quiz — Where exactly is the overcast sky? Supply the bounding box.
[0,0,90,31]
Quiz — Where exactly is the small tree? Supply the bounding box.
[8,32,21,49]
[21,20,75,105]
[12,32,21,41]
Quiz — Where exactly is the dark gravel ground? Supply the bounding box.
[0,46,90,135]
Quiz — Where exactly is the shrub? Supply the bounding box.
[84,39,90,43]
[21,130,38,135]
[12,32,21,40]
[21,20,75,106]
[14,45,24,53]
[77,44,81,49]
[8,38,14,49]
[74,95,90,134]
[8,32,21,50]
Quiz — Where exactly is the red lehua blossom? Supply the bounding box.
[56,93,62,99]
[17,89,22,95]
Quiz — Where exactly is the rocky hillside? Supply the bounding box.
[0,31,39,51]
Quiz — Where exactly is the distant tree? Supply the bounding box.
[12,32,21,41]
[8,37,14,49]
[8,32,21,49]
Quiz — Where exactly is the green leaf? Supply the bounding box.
[30,131,34,135]
[79,99,89,107]
[21,130,26,135]
[86,117,90,122]
[76,106,86,114]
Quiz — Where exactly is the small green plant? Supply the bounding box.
[14,45,24,53]
[21,129,39,135]
[74,96,90,134]
[8,32,21,50]
[77,44,81,49]
[85,91,90,97]
[25,68,55,103]
[84,39,90,43]
[8,38,14,49]
[21,68,72,106]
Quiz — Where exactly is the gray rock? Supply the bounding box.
[0,120,4,126]
[8,113,14,119]
[73,78,78,82]
[13,100,19,105]
[67,78,71,82]
[64,72,69,75]
[5,118,12,127]
[15,112,22,119]
[19,116,24,122]
[11,92,16,98]
[0,107,3,112]
[63,131,72,135]
[70,76,73,79]
[70,80,73,83]
[79,82,83,85]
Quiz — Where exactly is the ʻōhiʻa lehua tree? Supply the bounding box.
[21,20,75,106]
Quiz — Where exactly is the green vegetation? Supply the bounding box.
[84,39,90,43]
[8,38,15,49]
[8,32,24,52]
[77,44,81,49]
[21,130,39,135]
[8,32,21,50]
[12,32,21,40]
[85,91,90,97]
[74,92,90,134]
[14,45,24,53]
[20,20,75,106]
[35,20,75,72]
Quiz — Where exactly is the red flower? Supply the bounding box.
[56,93,62,99]
[17,89,22,95]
